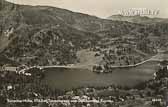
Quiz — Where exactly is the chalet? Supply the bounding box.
[2,64,17,72]
[152,97,163,107]
[7,85,13,90]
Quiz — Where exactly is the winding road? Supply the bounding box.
[41,53,163,69]
[8,52,165,73]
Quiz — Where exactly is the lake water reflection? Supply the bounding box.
[43,61,159,90]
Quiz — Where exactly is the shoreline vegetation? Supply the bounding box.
[2,51,166,74]
[0,60,167,107]
[92,52,165,73]
[0,1,168,107]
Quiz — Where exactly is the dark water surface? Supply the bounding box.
[43,61,159,90]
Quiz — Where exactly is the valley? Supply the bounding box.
[0,1,168,107]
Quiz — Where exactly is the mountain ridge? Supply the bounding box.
[107,14,168,24]
[0,0,168,66]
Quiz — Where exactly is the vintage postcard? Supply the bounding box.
[0,0,168,107]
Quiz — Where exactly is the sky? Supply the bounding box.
[6,0,168,18]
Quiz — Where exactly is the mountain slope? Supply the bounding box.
[0,0,168,66]
[0,0,101,65]
[107,15,168,24]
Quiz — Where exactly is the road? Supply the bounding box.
[103,53,164,69]
[40,54,161,69]
[5,53,165,73]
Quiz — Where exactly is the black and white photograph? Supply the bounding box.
[0,0,168,107]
